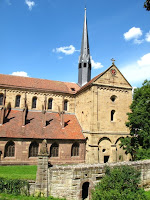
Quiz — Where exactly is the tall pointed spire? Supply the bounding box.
[78,8,91,86]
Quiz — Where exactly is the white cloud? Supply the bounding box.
[91,58,104,69]
[11,71,29,77]
[53,45,79,55]
[145,31,150,42]
[124,27,142,41]
[120,53,150,86]
[25,0,35,11]
[137,53,150,66]
[134,39,144,44]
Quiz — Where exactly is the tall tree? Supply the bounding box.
[144,0,150,10]
[120,80,150,160]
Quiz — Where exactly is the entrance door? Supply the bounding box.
[82,182,89,200]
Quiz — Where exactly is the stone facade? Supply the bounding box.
[34,159,150,200]
[0,64,132,165]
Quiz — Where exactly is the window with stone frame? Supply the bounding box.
[50,143,59,157]
[0,93,3,106]
[29,141,39,157]
[32,97,37,109]
[64,100,68,111]
[4,141,15,157]
[71,142,79,156]
[111,110,115,121]
[15,95,21,107]
[48,98,53,109]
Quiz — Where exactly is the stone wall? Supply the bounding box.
[46,160,150,200]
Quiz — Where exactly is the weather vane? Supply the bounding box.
[111,58,115,65]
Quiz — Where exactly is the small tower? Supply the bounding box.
[78,8,91,87]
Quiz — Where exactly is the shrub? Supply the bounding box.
[0,177,29,195]
[92,165,147,200]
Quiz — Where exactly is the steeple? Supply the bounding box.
[78,8,91,86]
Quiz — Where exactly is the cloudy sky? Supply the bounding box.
[0,0,150,88]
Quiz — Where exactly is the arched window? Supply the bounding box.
[50,143,59,157]
[64,100,68,111]
[29,141,39,157]
[111,110,115,121]
[4,141,15,157]
[48,98,53,109]
[0,94,3,105]
[32,97,37,109]
[71,143,79,156]
[15,95,21,107]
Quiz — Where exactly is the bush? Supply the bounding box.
[135,148,150,160]
[0,177,29,195]
[92,165,147,200]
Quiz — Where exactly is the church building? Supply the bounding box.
[0,8,132,165]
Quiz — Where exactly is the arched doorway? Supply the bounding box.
[98,137,112,163]
[82,182,89,200]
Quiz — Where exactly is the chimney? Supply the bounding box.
[0,107,5,125]
[60,111,65,128]
[0,90,6,125]
[22,93,28,127]
[42,96,47,128]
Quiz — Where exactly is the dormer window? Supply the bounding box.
[71,88,75,91]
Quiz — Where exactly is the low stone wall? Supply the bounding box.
[47,160,150,200]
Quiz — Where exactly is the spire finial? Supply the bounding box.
[111,58,115,65]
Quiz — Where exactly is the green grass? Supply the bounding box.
[0,165,37,180]
[0,193,65,200]
[145,190,150,199]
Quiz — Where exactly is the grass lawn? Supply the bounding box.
[145,190,150,199]
[0,193,65,200]
[0,165,37,180]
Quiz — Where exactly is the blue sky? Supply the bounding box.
[0,0,150,88]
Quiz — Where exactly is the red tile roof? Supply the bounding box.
[0,110,85,140]
[0,74,80,94]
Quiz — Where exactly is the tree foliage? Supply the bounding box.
[144,0,150,11]
[92,166,147,200]
[120,80,150,160]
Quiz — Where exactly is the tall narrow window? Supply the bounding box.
[111,110,115,121]
[4,141,15,157]
[64,100,68,111]
[15,95,21,107]
[29,141,39,157]
[50,143,59,157]
[0,94,3,105]
[32,97,37,109]
[71,143,79,156]
[48,98,53,109]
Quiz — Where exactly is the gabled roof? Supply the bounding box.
[0,74,80,94]
[0,110,85,140]
[77,64,132,93]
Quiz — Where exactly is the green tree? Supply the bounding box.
[92,166,147,200]
[120,80,150,160]
[144,0,150,11]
